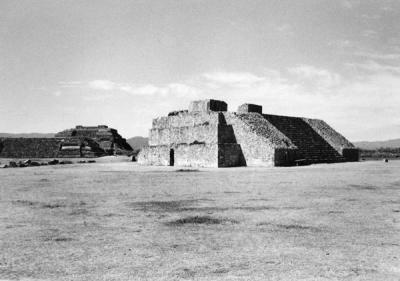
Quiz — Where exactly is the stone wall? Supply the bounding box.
[149,123,238,147]
[149,124,219,146]
[175,143,218,167]
[137,145,170,166]
[139,143,245,168]
[152,112,221,129]
[140,108,246,167]
[0,138,62,158]
[0,137,107,158]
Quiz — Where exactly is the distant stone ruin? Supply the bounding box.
[0,125,132,158]
[138,99,359,167]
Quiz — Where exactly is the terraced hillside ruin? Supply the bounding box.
[0,125,132,158]
[138,99,359,167]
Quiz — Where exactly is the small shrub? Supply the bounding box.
[41,203,66,209]
[13,200,38,206]
[166,215,237,226]
[175,169,200,172]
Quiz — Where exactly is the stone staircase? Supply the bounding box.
[263,114,346,164]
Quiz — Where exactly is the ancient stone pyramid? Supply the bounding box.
[138,99,359,167]
[55,125,132,156]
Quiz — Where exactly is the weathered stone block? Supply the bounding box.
[175,143,218,167]
[237,103,263,114]
[189,99,227,113]
[149,124,219,146]
[137,146,170,166]
[152,112,220,129]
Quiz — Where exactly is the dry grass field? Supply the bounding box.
[0,159,399,280]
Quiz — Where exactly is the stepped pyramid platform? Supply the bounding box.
[55,125,132,155]
[138,99,359,167]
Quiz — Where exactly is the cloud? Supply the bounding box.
[287,65,342,90]
[345,60,400,74]
[341,0,360,9]
[119,84,162,96]
[56,64,400,140]
[199,67,400,140]
[361,29,378,38]
[58,80,201,98]
[274,23,294,35]
[360,14,381,20]
[202,72,265,86]
[59,81,84,88]
[88,80,116,91]
[354,52,400,61]
[120,83,201,98]
[327,39,354,50]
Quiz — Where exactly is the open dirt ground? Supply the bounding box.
[0,160,399,280]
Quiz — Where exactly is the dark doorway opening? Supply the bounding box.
[169,149,174,166]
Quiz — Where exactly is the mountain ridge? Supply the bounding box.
[126,136,148,150]
[354,138,400,150]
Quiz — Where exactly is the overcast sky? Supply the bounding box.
[1,0,399,141]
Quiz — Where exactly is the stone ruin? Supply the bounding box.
[138,99,359,167]
[0,125,132,158]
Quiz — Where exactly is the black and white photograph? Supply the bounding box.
[0,0,399,280]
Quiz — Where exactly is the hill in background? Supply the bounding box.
[354,139,400,150]
[126,136,148,151]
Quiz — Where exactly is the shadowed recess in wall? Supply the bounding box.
[217,113,247,167]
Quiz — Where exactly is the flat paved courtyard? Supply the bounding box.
[0,160,399,280]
